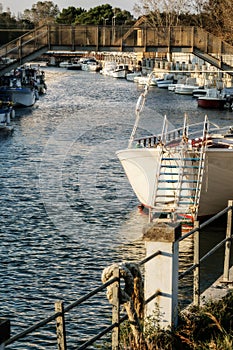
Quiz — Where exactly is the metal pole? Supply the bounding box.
[193,221,200,306]
[223,200,233,281]
[111,266,120,350]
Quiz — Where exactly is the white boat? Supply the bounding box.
[156,74,175,88]
[86,60,101,72]
[126,71,142,82]
[174,77,199,95]
[134,75,158,86]
[116,73,233,225]
[81,58,101,72]
[59,61,71,68]
[100,61,117,76]
[67,61,82,70]
[111,64,131,78]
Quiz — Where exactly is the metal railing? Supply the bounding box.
[2,201,232,349]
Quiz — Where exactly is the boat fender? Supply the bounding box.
[11,109,15,119]
[102,262,141,304]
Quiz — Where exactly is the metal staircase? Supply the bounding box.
[149,116,209,227]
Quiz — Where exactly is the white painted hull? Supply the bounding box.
[116,147,233,217]
[111,69,127,78]
[0,87,37,107]
[175,84,198,95]
[157,79,174,88]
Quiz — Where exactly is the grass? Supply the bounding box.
[119,290,233,350]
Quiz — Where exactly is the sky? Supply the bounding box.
[1,1,137,16]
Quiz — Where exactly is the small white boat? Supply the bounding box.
[81,58,100,71]
[111,64,131,78]
[175,77,199,95]
[86,60,101,72]
[156,74,175,89]
[126,71,142,82]
[59,61,71,68]
[134,75,158,86]
[100,61,117,76]
[67,61,82,70]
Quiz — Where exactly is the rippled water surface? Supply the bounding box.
[0,67,232,349]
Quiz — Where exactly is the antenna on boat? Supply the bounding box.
[128,71,155,148]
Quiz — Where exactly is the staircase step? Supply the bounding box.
[155,195,196,199]
[162,157,200,161]
[157,187,197,191]
[158,179,200,183]
[161,165,203,169]
[160,172,198,176]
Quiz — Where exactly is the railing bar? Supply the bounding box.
[199,237,230,263]
[179,236,231,280]
[77,315,128,350]
[77,322,118,350]
[139,250,161,265]
[145,290,161,304]
[179,206,232,242]
[199,206,231,230]
[179,264,198,279]
[179,226,198,241]
[5,311,62,345]
[6,277,119,345]
[64,277,118,312]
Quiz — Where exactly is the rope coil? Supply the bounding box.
[102,262,142,305]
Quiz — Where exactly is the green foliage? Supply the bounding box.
[56,7,85,25]
[119,291,233,350]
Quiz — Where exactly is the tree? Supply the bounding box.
[202,0,233,43]
[22,1,60,26]
[74,4,134,25]
[56,6,85,25]
[133,0,194,26]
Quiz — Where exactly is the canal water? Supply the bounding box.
[0,67,232,349]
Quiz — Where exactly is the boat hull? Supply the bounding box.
[116,147,233,217]
[197,97,226,109]
[0,87,37,107]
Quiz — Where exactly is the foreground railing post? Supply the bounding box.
[143,222,181,329]
[193,221,200,306]
[55,301,67,350]
[223,200,233,282]
[111,266,120,350]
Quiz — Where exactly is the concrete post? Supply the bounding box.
[143,222,181,330]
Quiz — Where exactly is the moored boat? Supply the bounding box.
[116,72,233,226]
[174,77,199,95]
[197,88,226,109]
[111,64,131,78]
[67,60,82,70]
[0,66,43,107]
